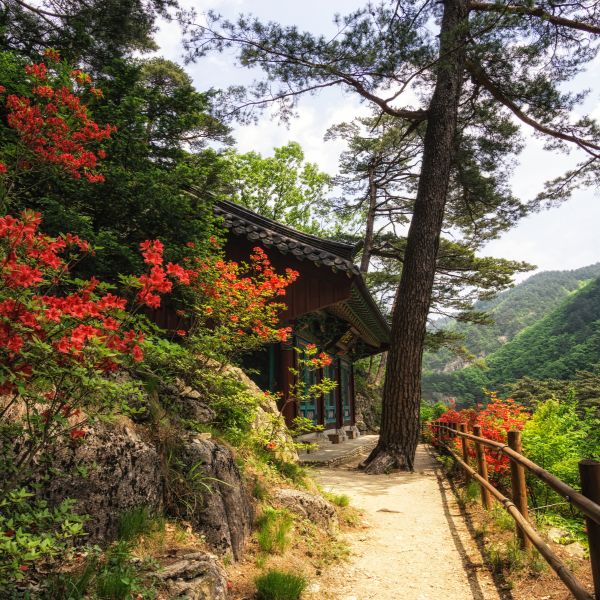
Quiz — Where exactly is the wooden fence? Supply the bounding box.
[430,421,600,600]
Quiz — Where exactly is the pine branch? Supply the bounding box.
[466,60,600,156]
[469,2,600,35]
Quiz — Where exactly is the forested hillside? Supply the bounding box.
[423,263,600,372]
[423,275,600,407]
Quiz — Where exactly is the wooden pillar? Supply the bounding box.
[349,362,356,426]
[335,357,343,429]
[459,424,469,464]
[579,460,600,599]
[279,340,297,427]
[508,430,532,552]
[316,366,324,427]
[473,425,491,510]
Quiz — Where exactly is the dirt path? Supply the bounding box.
[312,444,503,600]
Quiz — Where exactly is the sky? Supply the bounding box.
[155,0,600,280]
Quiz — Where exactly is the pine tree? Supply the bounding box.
[184,0,600,470]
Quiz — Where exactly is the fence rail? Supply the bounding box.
[430,421,600,600]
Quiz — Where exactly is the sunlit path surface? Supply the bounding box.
[313,445,503,600]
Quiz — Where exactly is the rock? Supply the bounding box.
[547,527,568,543]
[166,379,216,424]
[272,488,338,530]
[177,436,254,560]
[328,432,345,444]
[41,419,163,543]
[563,542,586,559]
[346,427,360,440]
[306,582,321,594]
[224,364,298,463]
[157,552,228,600]
[354,392,381,433]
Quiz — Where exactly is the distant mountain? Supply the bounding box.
[423,262,600,373]
[423,265,600,406]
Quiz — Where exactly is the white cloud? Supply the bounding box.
[232,93,368,173]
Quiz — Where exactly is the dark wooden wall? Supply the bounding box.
[224,234,353,323]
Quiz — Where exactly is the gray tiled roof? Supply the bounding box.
[211,199,391,350]
[214,201,361,276]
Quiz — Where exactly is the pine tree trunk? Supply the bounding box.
[360,165,378,273]
[362,0,468,473]
[373,351,387,387]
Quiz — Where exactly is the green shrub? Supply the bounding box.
[256,508,293,555]
[95,541,149,600]
[255,570,307,600]
[0,488,86,588]
[523,397,599,513]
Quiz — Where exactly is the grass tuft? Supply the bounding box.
[95,541,146,600]
[256,508,293,555]
[490,504,515,533]
[323,492,350,507]
[117,506,164,543]
[253,479,269,501]
[255,569,307,600]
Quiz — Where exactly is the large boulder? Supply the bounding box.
[41,419,163,543]
[272,488,338,531]
[156,552,228,600]
[178,436,254,560]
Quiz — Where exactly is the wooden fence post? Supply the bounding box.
[508,430,532,552]
[473,425,492,510]
[459,423,469,464]
[579,459,600,600]
[450,422,457,440]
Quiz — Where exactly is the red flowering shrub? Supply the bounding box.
[432,394,530,481]
[131,240,299,364]
[0,210,162,494]
[0,49,114,191]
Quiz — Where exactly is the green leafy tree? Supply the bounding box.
[222,141,335,235]
[523,397,600,509]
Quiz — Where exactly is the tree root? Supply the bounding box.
[359,446,410,474]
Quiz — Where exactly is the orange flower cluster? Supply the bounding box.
[0,211,148,396]
[183,245,298,346]
[303,343,333,367]
[2,51,114,183]
[433,395,530,479]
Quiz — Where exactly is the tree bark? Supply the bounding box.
[362,0,469,473]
